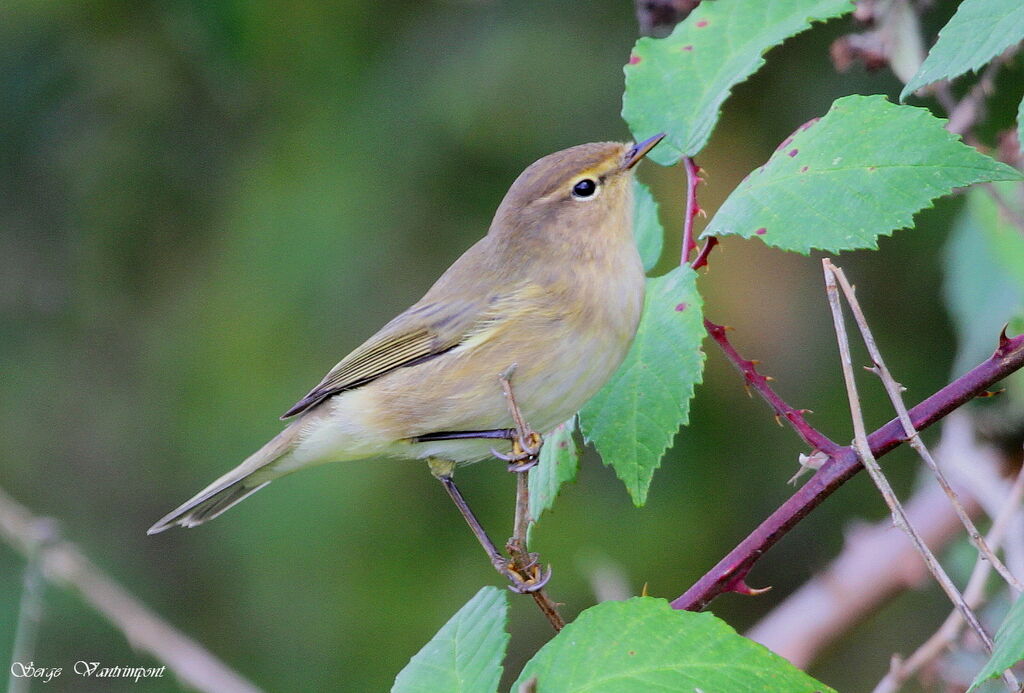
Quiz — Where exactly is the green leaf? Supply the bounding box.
[971,595,1024,689]
[623,0,854,164]
[633,179,664,271]
[900,0,1024,100]
[528,417,581,531]
[703,94,1024,254]
[391,587,508,693]
[514,597,835,692]
[579,266,705,505]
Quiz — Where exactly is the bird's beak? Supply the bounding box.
[622,133,665,170]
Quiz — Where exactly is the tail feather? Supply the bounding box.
[148,422,301,535]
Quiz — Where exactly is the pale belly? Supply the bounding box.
[287,258,645,468]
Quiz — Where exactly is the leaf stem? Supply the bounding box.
[680,156,701,265]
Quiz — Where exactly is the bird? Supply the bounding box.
[148,134,664,537]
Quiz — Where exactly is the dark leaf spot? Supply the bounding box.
[695,19,708,27]
[628,54,642,65]
[788,149,799,157]
[675,302,688,312]
[681,44,694,51]
[756,227,767,235]
[800,166,808,172]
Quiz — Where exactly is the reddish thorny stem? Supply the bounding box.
[677,151,1024,612]
[673,331,1024,612]
[680,156,703,264]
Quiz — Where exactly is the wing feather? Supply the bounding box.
[280,237,533,419]
[280,294,499,419]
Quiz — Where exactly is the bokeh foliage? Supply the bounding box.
[3,1,1020,691]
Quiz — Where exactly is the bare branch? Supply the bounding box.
[745,411,1003,667]
[874,461,1024,693]
[0,486,262,693]
[822,259,1015,691]
[830,263,1022,592]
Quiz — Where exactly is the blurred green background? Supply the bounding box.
[3,1,1019,690]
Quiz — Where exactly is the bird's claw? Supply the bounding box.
[506,564,553,594]
[491,554,552,593]
[492,431,543,471]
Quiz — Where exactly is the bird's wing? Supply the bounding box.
[280,296,487,418]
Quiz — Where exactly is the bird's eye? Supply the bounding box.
[572,178,598,199]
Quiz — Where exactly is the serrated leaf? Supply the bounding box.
[633,179,664,271]
[623,0,854,164]
[901,0,1024,100]
[579,266,705,505]
[528,417,580,533]
[392,587,508,693]
[971,595,1024,689]
[513,597,835,692]
[703,94,1024,254]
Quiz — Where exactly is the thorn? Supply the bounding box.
[727,578,772,597]
[976,388,1006,399]
[863,364,880,375]
[999,324,1010,347]
[723,325,735,332]
[773,414,784,428]
[749,359,761,366]
[743,384,753,399]
[764,375,775,382]
[641,582,649,597]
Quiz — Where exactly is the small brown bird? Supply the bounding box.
[149,135,663,535]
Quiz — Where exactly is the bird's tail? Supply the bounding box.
[147,421,303,534]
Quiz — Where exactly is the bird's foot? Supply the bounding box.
[492,553,553,594]
[491,431,542,471]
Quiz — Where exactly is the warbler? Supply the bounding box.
[148,135,663,535]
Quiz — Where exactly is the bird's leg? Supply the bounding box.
[494,368,552,595]
[427,459,551,595]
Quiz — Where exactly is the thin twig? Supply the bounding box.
[0,486,262,693]
[984,183,1024,234]
[945,50,1011,136]
[704,319,840,454]
[747,454,980,667]
[8,518,56,693]
[821,259,1012,688]
[747,411,1010,667]
[874,462,1024,693]
[830,263,1023,593]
